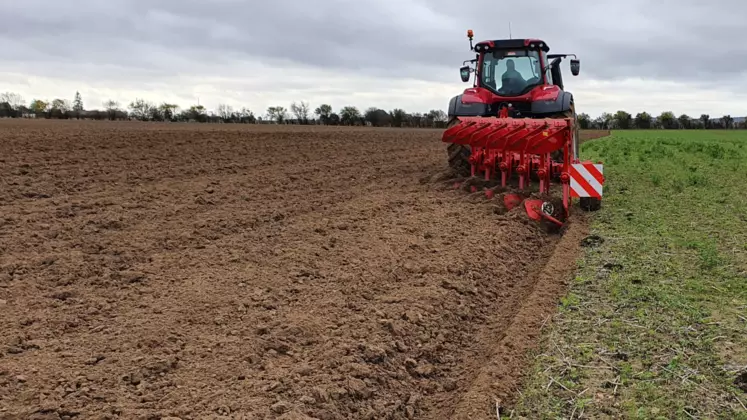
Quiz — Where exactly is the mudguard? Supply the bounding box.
[448,94,488,118]
[531,91,573,115]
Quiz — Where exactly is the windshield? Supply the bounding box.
[479,49,543,96]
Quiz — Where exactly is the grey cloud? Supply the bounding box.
[424,0,747,85]
[2,0,746,91]
[1,0,464,81]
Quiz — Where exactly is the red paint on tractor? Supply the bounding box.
[523,38,545,46]
[459,86,561,105]
[461,88,498,104]
[529,85,562,102]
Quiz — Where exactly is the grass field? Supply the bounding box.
[512,130,747,419]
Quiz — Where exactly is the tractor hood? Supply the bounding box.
[460,85,562,105]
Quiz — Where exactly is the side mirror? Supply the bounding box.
[570,59,580,76]
[460,66,471,82]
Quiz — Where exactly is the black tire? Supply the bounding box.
[579,197,602,211]
[551,101,579,162]
[445,118,471,177]
[568,101,580,160]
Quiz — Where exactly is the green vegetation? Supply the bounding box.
[512,130,747,419]
[578,111,745,130]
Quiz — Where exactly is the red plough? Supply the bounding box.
[444,115,578,228]
[443,113,601,226]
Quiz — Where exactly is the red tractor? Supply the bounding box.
[442,30,602,227]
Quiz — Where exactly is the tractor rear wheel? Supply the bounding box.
[568,102,580,160]
[580,196,602,211]
[445,118,471,177]
[550,102,580,162]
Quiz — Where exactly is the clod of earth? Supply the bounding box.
[581,234,604,247]
[735,371,747,393]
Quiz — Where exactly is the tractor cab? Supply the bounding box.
[460,32,580,96]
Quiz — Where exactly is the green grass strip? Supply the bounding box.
[511,130,747,419]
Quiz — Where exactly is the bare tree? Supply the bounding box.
[409,112,423,127]
[0,92,24,110]
[103,100,121,120]
[217,104,234,122]
[238,107,256,123]
[148,106,164,121]
[427,109,447,123]
[290,101,310,124]
[103,99,119,110]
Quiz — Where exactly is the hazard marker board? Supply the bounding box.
[570,162,604,198]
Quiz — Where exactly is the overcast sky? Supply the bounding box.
[1,0,746,118]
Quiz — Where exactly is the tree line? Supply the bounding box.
[578,110,747,130]
[0,92,449,128]
[2,91,745,129]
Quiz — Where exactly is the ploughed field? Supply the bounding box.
[0,120,608,420]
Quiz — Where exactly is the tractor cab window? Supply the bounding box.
[542,51,553,85]
[480,49,543,96]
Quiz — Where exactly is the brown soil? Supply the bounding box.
[0,120,588,420]
[579,129,611,144]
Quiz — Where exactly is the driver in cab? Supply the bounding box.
[501,59,526,92]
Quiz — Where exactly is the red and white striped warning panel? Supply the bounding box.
[570,162,604,198]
